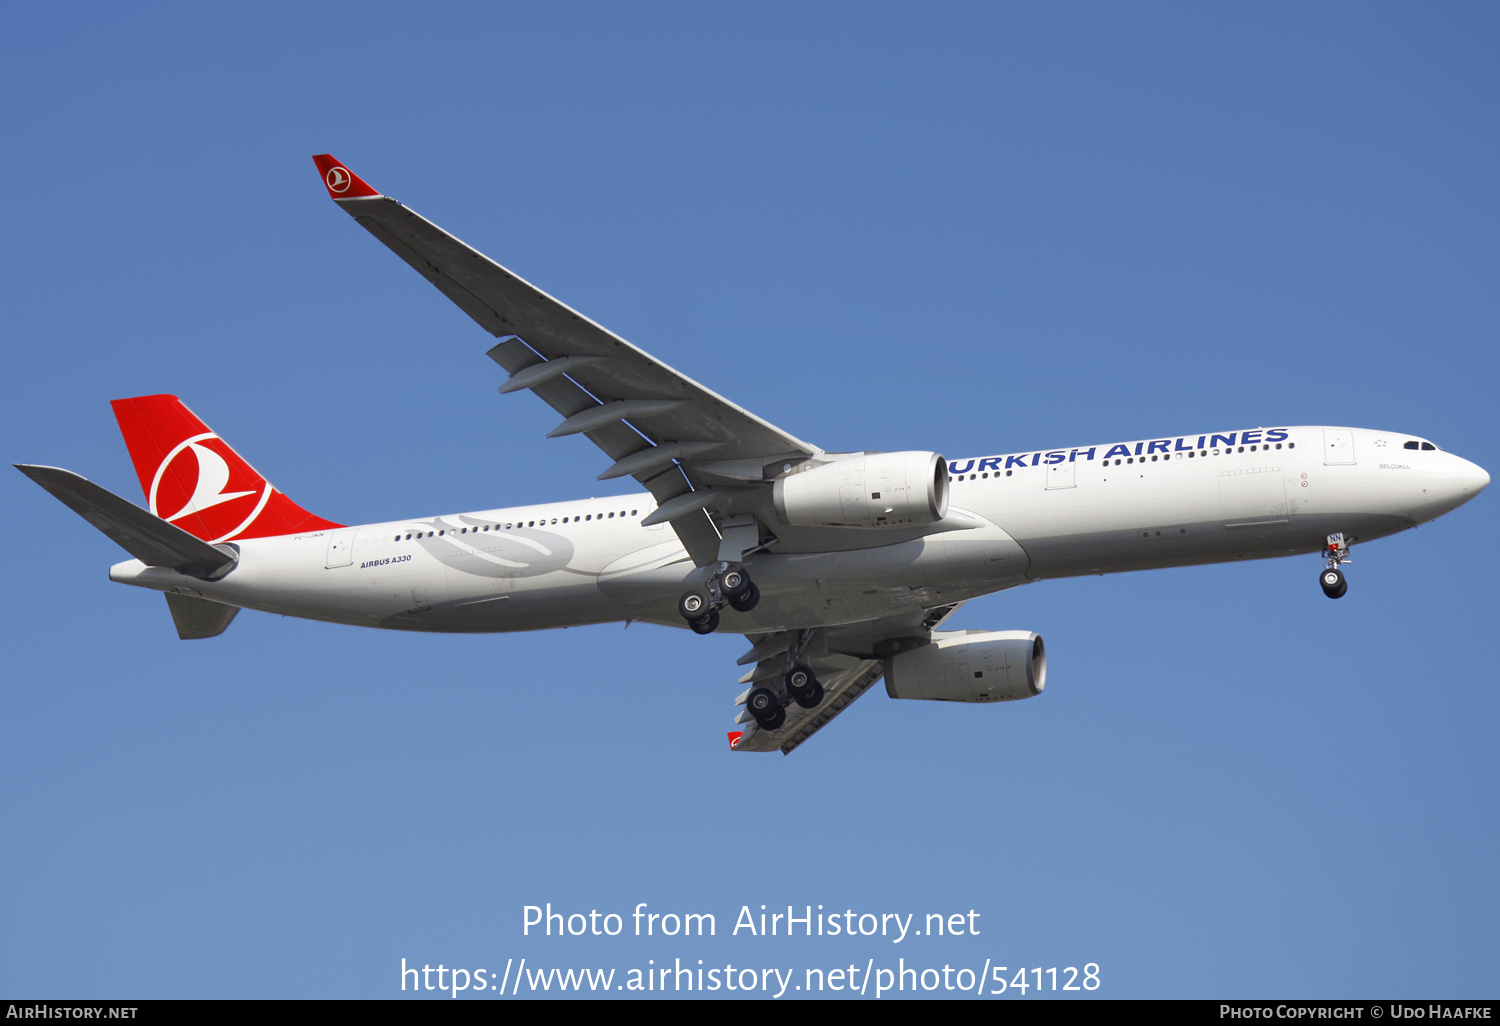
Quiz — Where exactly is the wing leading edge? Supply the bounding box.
[311,154,819,565]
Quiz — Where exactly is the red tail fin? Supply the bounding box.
[110,394,342,542]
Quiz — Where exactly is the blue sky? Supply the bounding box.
[2,2,1496,999]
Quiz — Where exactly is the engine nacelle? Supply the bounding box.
[885,631,1046,703]
[772,451,948,529]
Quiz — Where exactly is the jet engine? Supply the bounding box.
[772,451,948,529]
[885,630,1046,703]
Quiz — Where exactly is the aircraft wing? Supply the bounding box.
[312,155,819,565]
[728,603,964,754]
[731,654,887,755]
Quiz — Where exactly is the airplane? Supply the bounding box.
[16,154,1490,755]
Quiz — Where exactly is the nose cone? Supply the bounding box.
[1469,460,1491,494]
[1437,456,1489,513]
[1402,452,1489,525]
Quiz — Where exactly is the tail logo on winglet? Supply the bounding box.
[325,166,352,193]
[149,433,271,542]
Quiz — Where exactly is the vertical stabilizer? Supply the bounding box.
[110,394,342,543]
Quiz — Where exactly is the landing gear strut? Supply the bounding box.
[1320,533,1350,599]
[678,563,760,633]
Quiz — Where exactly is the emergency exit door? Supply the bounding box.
[1323,430,1356,465]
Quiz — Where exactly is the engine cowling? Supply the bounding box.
[885,631,1046,703]
[772,451,948,529]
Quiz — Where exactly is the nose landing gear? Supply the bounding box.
[1320,533,1350,599]
[678,563,760,633]
[1320,567,1347,599]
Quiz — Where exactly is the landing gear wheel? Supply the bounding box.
[678,589,712,622]
[746,687,782,729]
[794,680,825,710]
[784,667,820,702]
[728,582,760,613]
[688,610,720,634]
[721,568,752,602]
[1320,568,1347,599]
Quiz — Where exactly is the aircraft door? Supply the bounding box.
[1323,430,1356,465]
[1045,462,1077,490]
[324,528,357,568]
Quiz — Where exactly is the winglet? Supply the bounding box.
[727,731,743,750]
[311,154,381,200]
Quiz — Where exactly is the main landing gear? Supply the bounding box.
[746,667,823,730]
[745,685,786,731]
[744,630,826,732]
[678,564,760,634]
[1319,533,1350,599]
[786,666,825,709]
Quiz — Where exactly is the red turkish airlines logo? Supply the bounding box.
[149,433,271,543]
[326,166,352,193]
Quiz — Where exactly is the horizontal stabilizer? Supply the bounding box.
[165,593,240,640]
[15,465,237,576]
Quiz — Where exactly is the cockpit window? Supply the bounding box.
[1421,442,1436,451]
[1405,440,1440,451]
[1404,441,1420,450]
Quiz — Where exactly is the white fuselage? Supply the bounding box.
[108,426,1489,635]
